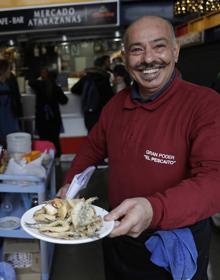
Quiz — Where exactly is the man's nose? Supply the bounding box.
[141,48,155,64]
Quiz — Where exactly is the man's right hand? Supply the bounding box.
[56,183,70,198]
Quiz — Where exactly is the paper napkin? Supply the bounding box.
[65,166,96,198]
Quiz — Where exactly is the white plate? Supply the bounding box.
[0,216,20,230]
[21,204,114,244]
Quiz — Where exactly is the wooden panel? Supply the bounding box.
[176,11,220,38]
[205,12,220,30]
[188,18,205,33]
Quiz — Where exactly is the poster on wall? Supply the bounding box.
[0,0,119,34]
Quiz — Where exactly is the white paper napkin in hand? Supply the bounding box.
[65,166,96,198]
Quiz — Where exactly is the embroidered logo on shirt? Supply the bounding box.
[144,149,176,165]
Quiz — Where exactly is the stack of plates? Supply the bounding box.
[6,132,32,158]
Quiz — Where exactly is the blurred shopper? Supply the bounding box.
[96,55,114,85]
[71,55,113,132]
[7,70,23,127]
[112,64,131,93]
[0,59,22,145]
[29,68,68,157]
[58,16,220,280]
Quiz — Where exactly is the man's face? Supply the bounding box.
[40,68,49,80]
[122,17,180,97]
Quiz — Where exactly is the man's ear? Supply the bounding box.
[174,40,180,63]
[121,45,127,61]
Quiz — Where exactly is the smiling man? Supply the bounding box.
[122,16,179,97]
[59,16,220,280]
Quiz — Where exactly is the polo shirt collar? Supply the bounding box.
[124,69,180,111]
[131,70,176,103]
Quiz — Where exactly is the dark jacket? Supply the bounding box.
[6,72,23,118]
[0,81,20,142]
[29,78,68,134]
[71,67,113,131]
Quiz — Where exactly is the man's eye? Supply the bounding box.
[155,44,166,50]
[129,48,144,55]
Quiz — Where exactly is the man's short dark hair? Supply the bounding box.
[94,55,110,67]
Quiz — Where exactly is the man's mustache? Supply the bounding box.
[134,62,167,71]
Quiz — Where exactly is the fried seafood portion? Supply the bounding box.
[29,197,102,239]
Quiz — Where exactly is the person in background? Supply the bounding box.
[6,70,23,126]
[0,59,22,145]
[71,55,114,132]
[3,47,23,120]
[29,68,68,158]
[96,55,111,71]
[58,16,220,279]
[96,54,114,85]
[112,64,131,93]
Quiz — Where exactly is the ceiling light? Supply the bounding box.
[9,39,14,46]
[114,30,120,38]
[62,35,67,42]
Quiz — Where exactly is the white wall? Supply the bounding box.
[20,92,87,137]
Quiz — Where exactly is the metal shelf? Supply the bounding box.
[0,228,32,238]
[0,157,56,280]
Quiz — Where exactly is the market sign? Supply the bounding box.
[0,1,119,34]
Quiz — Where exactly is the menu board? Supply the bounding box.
[0,1,119,34]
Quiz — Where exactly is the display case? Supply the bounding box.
[0,157,56,280]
